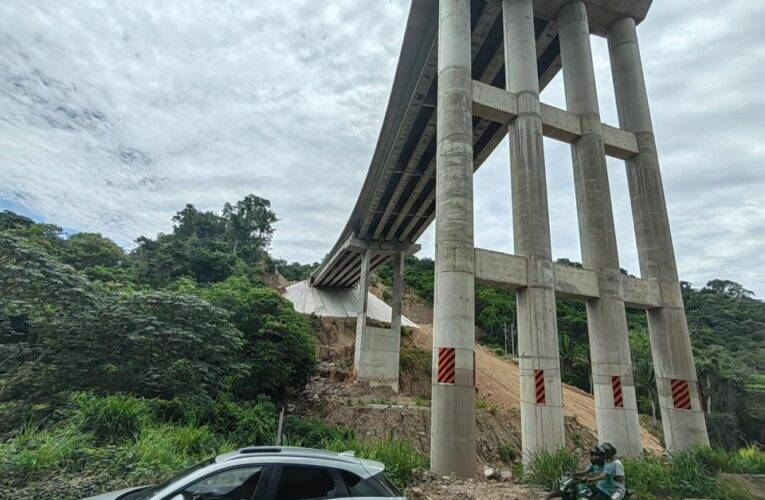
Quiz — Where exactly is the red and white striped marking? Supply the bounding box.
[437,347,456,384]
[671,379,691,410]
[612,376,624,408]
[535,369,546,405]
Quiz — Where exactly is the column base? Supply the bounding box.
[354,325,401,394]
[430,383,476,477]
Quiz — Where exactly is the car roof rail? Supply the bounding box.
[239,447,282,454]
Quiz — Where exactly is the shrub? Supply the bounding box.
[283,416,353,448]
[147,397,191,425]
[498,442,518,463]
[667,450,719,498]
[623,454,674,497]
[524,448,578,490]
[731,445,765,474]
[76,393,148,442]
[399,348,431,374]
[199,279,316,400]
[190,398,278,446]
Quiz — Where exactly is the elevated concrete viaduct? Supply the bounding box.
[303,0,708,477]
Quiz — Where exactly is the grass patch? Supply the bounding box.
[283,416,353,448]
[399,347,431,374]
[413,395,430,407]
[323,435,427,487]
[623,446,765,499]
[127,424,221,482]
[0,425,90,482]
[498,442,518,463]
[76,393,149,443]
[523,448,578,490]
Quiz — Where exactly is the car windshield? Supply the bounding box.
[124,458,215,500]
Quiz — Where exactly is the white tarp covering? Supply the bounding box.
[284,280,417,328]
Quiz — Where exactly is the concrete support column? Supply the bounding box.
[608,17,708,451]
[353,248,401,391]
[503,0,565,460]
[431,0,476,477]
[558,1,643,456]
[388,252,405,391]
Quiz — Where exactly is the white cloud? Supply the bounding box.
[0,0,763,296]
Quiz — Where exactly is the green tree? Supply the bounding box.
[0,233,245,403]
[222,195,278,258]
[197,277,316,401]
[60,232,125,270]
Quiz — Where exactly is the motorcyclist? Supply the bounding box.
[585,442,626,499]
[574,446,606,478]
[546,446,605,499]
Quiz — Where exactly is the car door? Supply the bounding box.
[268,464,349,500]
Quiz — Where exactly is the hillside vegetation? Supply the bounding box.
[0,198,423,497]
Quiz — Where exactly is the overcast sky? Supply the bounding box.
[1,0,763,296]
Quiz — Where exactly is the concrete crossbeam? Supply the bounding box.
[553,262,600,300]
[474,248,527,289]
[474,248,660,310]
[472,80,639,159]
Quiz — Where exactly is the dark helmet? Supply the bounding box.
[589,445,605,466]
[601,442,617,459]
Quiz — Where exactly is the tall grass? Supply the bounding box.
[0,425,90,481]
[322,435,428,487]
[76,393,149,442]
[522,448,578,490]
[127,424,220,482]
[623,446,765,499]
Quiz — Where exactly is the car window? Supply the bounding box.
[276,465,337,500]
[367,473,403,497]
[338,470,382,497]
[176,465,263,500]
[131,459,215,500]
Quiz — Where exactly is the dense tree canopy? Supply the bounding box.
[0,195,314,413]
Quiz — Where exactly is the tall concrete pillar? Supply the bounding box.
[354,248,401,391]
[607,17,708,451]
[503,0,565,459]
[388,251,405,391]
[430,0,476,478]
[558,1,643,456]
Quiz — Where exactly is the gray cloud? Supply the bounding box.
[0,0,763,296]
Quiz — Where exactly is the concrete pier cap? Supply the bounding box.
[486,0,652,36]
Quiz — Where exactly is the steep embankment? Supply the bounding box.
[398,290,664,453]
[411,323,663,453]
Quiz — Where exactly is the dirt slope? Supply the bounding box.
[409,323,663,453]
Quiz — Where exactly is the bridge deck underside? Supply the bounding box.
[312,0,563,288]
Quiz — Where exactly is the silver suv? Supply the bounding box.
[83,446,406,500]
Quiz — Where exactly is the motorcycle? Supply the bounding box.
[548,475,634,500]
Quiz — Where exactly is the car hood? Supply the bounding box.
[81,485,150,500]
